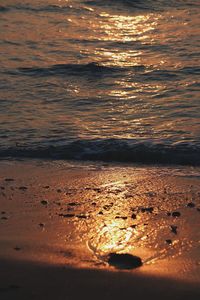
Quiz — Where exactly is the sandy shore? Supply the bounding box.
[0,159,200,299]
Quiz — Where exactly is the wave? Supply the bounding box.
[0,4,77,14]
[6,63,199,83]
[1,139,200,166]
[7,63,129,77]
[84,0,199,10]
[1,1,199,15]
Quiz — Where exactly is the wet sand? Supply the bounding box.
[0,160,200,299]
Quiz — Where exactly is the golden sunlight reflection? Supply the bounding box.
[77,12,163,68]
[98,13,158,43]
[88,220,133,255]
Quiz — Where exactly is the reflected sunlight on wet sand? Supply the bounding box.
[0,160,199,300]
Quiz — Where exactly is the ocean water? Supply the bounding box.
[0,0,200,165]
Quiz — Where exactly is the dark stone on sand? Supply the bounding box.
[41,200,48,205]
[107,253,142,269]
[197,208,200,212]
[0,186,5,190]
[14,246,21,251]
[103,204,111,211]
[1,216,8,220]
[5,178,14,182]
[166,239,172,245]
[98,211,103,215]
[57,189,62,193]
[115,216,128,220]
[1,211,6,214]
[187,202,195,208]
[68,202,78,206]
[93,188,101,193]
[39,223,45,227]
[130,224,137,228]
[170,225,178,234]
[43,186,50,189]
[141,207,154,213]
[167,212,171,216]
[131,213,137,219]
[172,211,181,217]
[76,214,88,219]
[19,186,27,191]
[59,213,75,218]
[92,202,96,206]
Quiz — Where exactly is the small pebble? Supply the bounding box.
[172,211,181,217]
[41,200,48,205]
[76,214,88,219]
[19,186,27,191]
[130,224,137,228]
[59,213,75,218]
[187,202,195,208]
[131,213,137,219]
[5,178,14,182]
[115,216,127,220]
[68,202,77,206]
[141,207,154,213]
[170,225,178,234]
[14,246,21,251]
[166,239,172,245]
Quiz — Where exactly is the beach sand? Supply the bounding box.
[0,159,200,299]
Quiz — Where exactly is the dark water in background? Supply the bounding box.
[0,0,200,165]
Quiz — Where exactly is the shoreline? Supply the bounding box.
[0,159,200,299]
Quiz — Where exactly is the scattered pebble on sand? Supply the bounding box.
[187,202,195,208]
[68,202,78,206]
[166,239,172,245]
[14,246,21,251]
[59,213,75,218]
[5,178,14,182]
[131,213,137,219]
[170,225,178,234]
[140,207,154,213]
[41,200,48,205]
[172,211,181,217]
[19,186,27,191]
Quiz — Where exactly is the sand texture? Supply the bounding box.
[0,160,200,299]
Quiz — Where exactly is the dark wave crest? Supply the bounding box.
[6,64,199,82]
[9,63,128,77]
[1,139,200,166]
[84,0,198,11]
